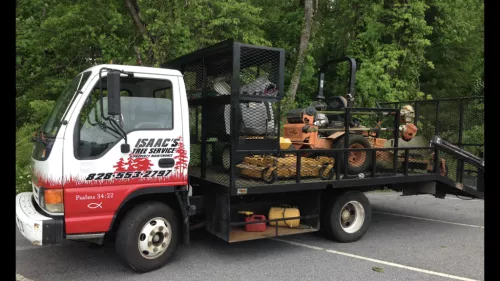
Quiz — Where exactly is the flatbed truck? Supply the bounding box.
[16,40,484,273]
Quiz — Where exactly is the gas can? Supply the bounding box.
[245,215,267,232]
[268,206,300,228]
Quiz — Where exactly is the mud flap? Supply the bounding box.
[174,190,190,246]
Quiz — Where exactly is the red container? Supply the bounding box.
[245,215,267,232]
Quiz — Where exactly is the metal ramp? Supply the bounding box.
[430,135,484,199]
[378,97,484,199]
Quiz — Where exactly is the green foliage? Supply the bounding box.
[420,0,484,98]
[16,100,56,193]
[133,0,271,66]
[16,123,38,194]
[29,100,56,124]
[345,1,433,105]
[16,0,136,125]
[16,166,32,194]
[16,123,38,170]
[462,124,484,155]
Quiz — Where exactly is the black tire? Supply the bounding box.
[115,202,179,273]
[334,134,372,174]
[322,191,372,243]
[213,144,245,172]
[261,167,277,184]
[211,143,231,171]
[221,146,231,171]
[211,143,225,165]
[319,165,334,180]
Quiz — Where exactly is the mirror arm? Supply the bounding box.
[98,67,131,145]
[98,120,121,137]
[99,68,106,121]
[107,117,128,145]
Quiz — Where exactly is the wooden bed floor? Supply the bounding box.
[229,224,318,243]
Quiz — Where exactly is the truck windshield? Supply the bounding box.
[41,72,91,137]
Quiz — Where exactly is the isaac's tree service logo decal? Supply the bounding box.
[131,138,181,158]
[83,136,188,184]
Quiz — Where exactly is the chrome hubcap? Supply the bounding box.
[138,217,171,259]
[339,201,365,234]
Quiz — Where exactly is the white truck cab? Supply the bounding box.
[16,64,190,247]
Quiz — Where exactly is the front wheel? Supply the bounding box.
[115,202,179,273]
[323,191,372,243]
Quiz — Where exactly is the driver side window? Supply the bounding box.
[76,88,130,159]
[75,77,174,159]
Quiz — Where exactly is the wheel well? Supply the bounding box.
[109,192,181,233]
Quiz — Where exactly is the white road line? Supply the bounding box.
[366,192,482,201]
[272,238,479,281]
[16,274,34,281]
[429,195,479,201]
[373,211,484,229]
[16,244,59,251]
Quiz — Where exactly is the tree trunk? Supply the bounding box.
[285,0,314,109]
[124,0,155,66]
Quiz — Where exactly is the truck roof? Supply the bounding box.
[84,64,183,77]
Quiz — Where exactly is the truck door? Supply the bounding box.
[62,71,188,234]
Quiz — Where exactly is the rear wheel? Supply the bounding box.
[222,146,231,171]
[213,144,244,172]
[323,191,372,243]
[115,202,179,273]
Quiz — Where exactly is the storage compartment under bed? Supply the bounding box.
[227,190,321,242]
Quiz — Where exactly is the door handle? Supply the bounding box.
[158,158,175,168]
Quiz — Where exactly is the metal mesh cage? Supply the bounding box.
[378,97,484,157]
[164,42,483,197]
[162,40,285,188]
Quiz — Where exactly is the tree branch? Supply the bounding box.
[134,46,143,65]
[284,0,314,110]
[124,0,155,65]
[124,0,149,39]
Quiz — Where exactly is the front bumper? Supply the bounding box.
[15,192,64,245]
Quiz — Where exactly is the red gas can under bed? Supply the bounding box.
[244,215,267,232]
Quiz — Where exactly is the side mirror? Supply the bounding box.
[107,70,121,116]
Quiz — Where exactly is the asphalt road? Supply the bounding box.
[16,192,484,281]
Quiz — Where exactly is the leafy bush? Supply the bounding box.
[16,123,37,194]
[16,100,55,194]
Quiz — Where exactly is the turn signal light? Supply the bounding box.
[45,189,63,204]
[44,189,64,213]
